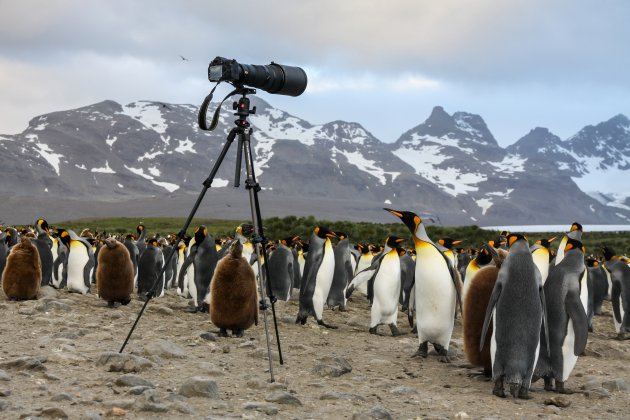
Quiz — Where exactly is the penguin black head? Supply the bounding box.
[600,244,616,261]
[564,238,585,254]
[396,248,407,257]
[384,208,421,235]
[586,256,599,267]
[58,229,71,247]
[437,238,463,249]
[506,233,528,248]
[386,236,405,249]
[488,237,506,249]
[36,219,50,233]
[499,230,510,237]
[281,235,299,247]
[535,236,557,249]
[314,226,336,239]
[194,226,208,243]
[477,245,493,265]
[569,222,583,233]
[237,223,254,236]
[147,238,159,247]
[137,224,145,235]
[334,231,348,241]
[354,244,363,251]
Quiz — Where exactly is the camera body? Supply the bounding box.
[207,56,307,97]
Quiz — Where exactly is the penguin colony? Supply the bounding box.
[1,216,629,401]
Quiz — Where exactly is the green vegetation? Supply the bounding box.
[50,215,629,256]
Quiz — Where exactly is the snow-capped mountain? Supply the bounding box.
[0,98,628,225]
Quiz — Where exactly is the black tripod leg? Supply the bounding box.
[119,128,239,354]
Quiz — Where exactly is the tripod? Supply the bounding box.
[119,87,284,382]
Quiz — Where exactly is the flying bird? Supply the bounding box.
[179,55,190,61]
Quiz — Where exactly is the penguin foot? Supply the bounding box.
[434,344,451,363]
[337,305,347,312]
[509,384,520,399]
[369,327,379,335]
[198,303,209,313]
[218,328,229,337]
[615,332,626,340]
[555,381,574,394]
[120,298,131,306]
[233,329,244,338]
[411,342,429,358]
[588,325,593,333]
[389,324,404,336]
[518,387,532,400]
[317,319,338,329]
[493,379,506,398]
[410,326,417,334]
[107,301,116,308]
[544,377,554,392]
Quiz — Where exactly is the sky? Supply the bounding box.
[1,0,629,146]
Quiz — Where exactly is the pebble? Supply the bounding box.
[243,401,279,415]
[143,339,187,359]
[246,379,267,390]
[48,352,87,365]
[170,401,195,414]
[102,399,136,409]
[114,374,154,388]
[39,407,69,418]
[320,391,367,401]
[544,396,571,408]
[178,377,220,398]
[265,391,302,406]
[0,399,7,411]
[0,390,10,397]
[585,387,612,399]
[35,299,72,312]
[0,370,10,381]
[151,306,174,315]
[43,373,60,381]
[200,332,217,341]
[602,379,629,392]
[18,307,37,316]
[95,352,154,373]
[51,393,73,402]
[0,356,47,372]
[352,406,393,420]
[108,407,127,417]
[454,412,471,419]
[248,348,280,361]
[390,386,418,395]
[137,401,169,413]
[127,386,151,395]
[312,356,352,377]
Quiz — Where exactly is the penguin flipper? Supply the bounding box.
[480,282,502,352]
[441,250,463,317]
[612,280,623,324]
[565,289,589,356]
[346,268,376,298]
[83,257,95,291]
[539,285,551,358]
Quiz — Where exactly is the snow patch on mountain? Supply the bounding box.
[175,138,195,154]
[121,102,168,134]
[34,142,64,176]
[105,135,117,147]
[138,150,164,161]
[335,148,400,185]
[572,155,630,193]
[91,161,115,174]
[490,154,527,174]
[249,114,315,145]
[151,180,179,192]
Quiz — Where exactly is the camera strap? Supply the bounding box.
[198,82,241,132]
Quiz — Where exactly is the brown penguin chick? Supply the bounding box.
[96,238,134,307]
[209,240,258,337]
[2,237,41,301]
[463,247,508,376]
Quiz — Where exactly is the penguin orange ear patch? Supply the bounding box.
[508,236,518,247]
[414,216,421,226]
[315,227,320,236]
[565,243,574,251]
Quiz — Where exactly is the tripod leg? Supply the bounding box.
[119,128,239,354]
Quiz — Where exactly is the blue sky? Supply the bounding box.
[1,0,628,146]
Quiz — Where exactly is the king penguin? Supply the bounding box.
[554,222,582,266]
[135,223,147,257]
[530,236,556,286]
[347,236,405,336]
[296,226,338,328]
[33,219,54,287]
[463,244,508,377]
[2,237,41,300]
[123,234,139,282]
[399,247,415,313]
[462,246,494,307]
[534,237,588,394]
[602,245,630,339]
[385,208,462,362]
[58,229,94,295]
[353,244,373,296]
[191,226,218,312]
[480,234,550,399]
[586,257,609,318]
[265,237,296,302]
[137,238,165,300]
[327,232,354,311]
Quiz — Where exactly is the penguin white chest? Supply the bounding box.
[532,249,550,285]
[414,242,456,347]
[372,252,401,324]
[67,241,90,294]
[315,240,335,296]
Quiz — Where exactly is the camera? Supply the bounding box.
[208,57,307,97]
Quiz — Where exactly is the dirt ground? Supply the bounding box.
[0,286,628,419]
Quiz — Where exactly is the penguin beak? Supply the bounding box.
[383,208,403,218]
[548,236,557,243]
[395,238,405,243]
[452,240,463,245]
